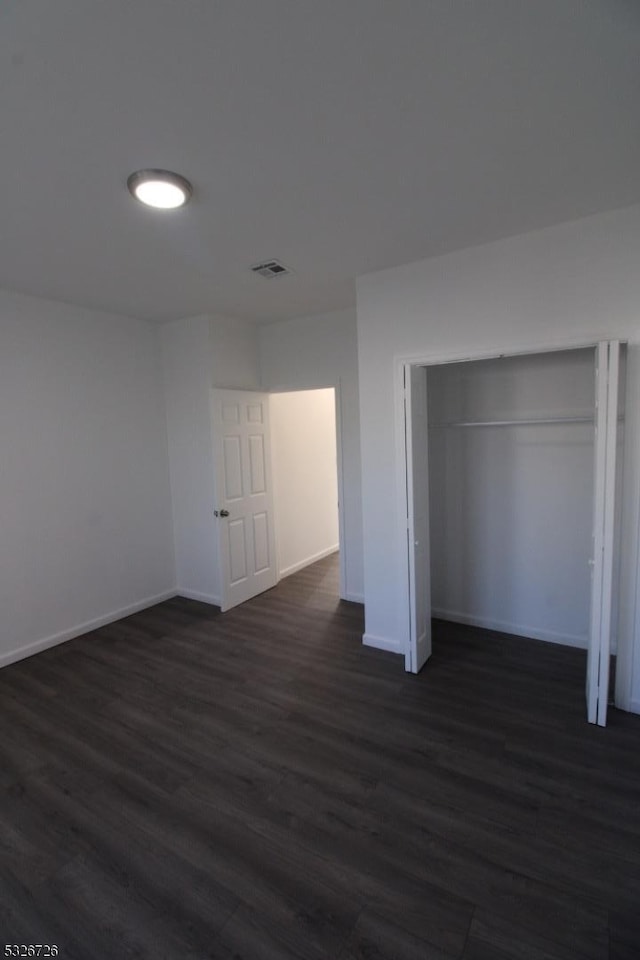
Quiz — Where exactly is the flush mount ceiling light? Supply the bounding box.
[127,169,192,209]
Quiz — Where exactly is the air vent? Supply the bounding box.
[250,259,291,279]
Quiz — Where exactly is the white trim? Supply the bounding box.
[597,340,620,725]
[334,380,348,602]
[0,589,177,670]
[363,632,402,654]
[343,592,364,604]
[176,588,221,607]
[395,359,412,661]
[431,609,587,650]
[615,344,640,712]
[629,699,640,715]
[587,342,610,723]
[395,334,609,370]
[278,545,339,580]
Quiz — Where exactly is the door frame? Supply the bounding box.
[211,383,347,605]
[395,335,633,712]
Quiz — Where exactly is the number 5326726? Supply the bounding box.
[4,948,59,957]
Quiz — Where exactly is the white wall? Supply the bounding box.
[161,315,220,604]
[163,308,362,604]
[427,349,596,648]
[259,308,364,602]
[210,314,261,390]
[270,389,339,578]
[0,289,175,666]
[356,204,640,711]
[162,313,262,605]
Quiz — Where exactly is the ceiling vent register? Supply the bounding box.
[251,259,291,278]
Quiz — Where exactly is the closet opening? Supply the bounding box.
[402,342,626,726]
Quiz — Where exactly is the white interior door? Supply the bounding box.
[405,364,432,673]
[212,389,278,611]
[587,341,620,726]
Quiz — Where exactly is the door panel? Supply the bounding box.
[223,436,243,499]
[406,364,432,673]
[222,401,240,423]
[597,341,620,726]
[249,435,266,493]
[228,519,248,584]
[587,344,607,723]
[253,512,270,572]
[587,341,620,726]
[212,389,278,611]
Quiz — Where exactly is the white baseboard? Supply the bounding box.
[363,632,402,655]
[0,588,178,670]
[342,592,364,604]
[278,545,339,580]
[176,587,221,607]
[431,607,587,650]
[629,699,640,715]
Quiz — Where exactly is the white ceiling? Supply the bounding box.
[1,1,639,324]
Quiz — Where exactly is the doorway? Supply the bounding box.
[402,341,625,726]
[269,387,341,597]
[212,385,345,612]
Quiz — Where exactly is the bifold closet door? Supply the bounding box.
[405,364,432,673]
[587,341,620,726]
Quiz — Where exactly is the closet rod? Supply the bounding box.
[433,416,596,428]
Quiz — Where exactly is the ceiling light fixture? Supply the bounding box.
[127,169,192,209]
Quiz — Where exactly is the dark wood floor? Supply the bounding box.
[1,555,640,959]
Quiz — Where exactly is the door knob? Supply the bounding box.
[216,509,230,518]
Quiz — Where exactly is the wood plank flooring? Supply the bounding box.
[1,554,640,959]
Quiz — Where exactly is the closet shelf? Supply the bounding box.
[432,416,596,428]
